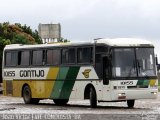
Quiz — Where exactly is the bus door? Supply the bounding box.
[102,56,112,100]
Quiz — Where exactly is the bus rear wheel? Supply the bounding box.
[127,100,135,108]
[53,99,69,105]
[90,87,97,108]
[22,85,39,104]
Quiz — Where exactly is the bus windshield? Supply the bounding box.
[112,48,156,78]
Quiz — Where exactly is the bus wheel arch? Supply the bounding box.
[22,84,32,104]
[21,84,40,104]
[84,84,97,108]
[84,84,94,99]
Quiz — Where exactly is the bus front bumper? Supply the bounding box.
[111,89,158,101]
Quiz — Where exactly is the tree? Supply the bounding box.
[0,37,11,82]
[15,23,42,44]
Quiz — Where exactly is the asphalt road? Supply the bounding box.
[0,94,160,120]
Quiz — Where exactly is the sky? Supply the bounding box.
[0,0,160,62]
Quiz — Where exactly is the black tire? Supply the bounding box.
[90,87,97,108]
[53,99,69,105]
[22,85,39,104]
[127,100,135,108]
[32,98,40,104]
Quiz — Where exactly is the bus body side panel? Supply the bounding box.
[12,80,56,98]
[3,67,60,98]
[70,66,103,100]
[3,80,13,96]
[50,67,80,99]
[49,66,102,100]
[3,66,102,100]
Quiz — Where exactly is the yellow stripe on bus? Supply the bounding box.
[45,67,59,98]
[47,67,59,80]
[149,79,156,86]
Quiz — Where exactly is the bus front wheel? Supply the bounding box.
[90,87,97,108]
[22,85,39,104]
[127,100,135,108]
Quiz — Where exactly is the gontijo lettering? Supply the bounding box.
[20,70,45,77]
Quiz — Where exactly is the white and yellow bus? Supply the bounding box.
[2,38,158,108]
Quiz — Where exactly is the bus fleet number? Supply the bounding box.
[4,71,15,77]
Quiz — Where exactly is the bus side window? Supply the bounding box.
[5,52,17,67]
[32,50,45,66]
[77,47,92,63]
[68,48,75,63]
[62,48,75,64]
[46,49,60,65]
[18,51,30,66]
[46,50,52,64]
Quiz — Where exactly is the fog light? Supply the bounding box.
[118,93,122,96]
[118,93,126,99]
[118,93,125,96]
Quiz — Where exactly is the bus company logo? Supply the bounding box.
[82,69,91,78]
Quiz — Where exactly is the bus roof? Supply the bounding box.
[4,38,153,50]
[96,38,153,47]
